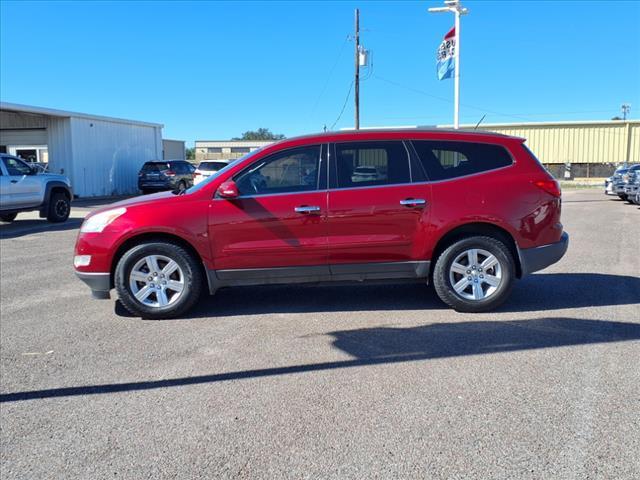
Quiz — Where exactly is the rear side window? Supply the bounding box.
[199,162,228,171]
[412,140,513,181]
[334,141,410,189]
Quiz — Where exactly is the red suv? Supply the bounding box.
[74,129,568,319]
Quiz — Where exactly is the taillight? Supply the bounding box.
[164,170,176,177]
[533,179,561,197]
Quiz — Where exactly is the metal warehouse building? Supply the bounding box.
[0,102,169,197]
[460,120,640,179]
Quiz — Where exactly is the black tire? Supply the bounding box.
[618,194,628,201]
[46,192,70,223]
[0,213,18,222]
[141,189,153,195]
[115,241,203,319]
[432,236,515,313]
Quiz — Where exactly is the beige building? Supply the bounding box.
[456,120,640,179]
[194,140,273,162]
[196,120,639,179]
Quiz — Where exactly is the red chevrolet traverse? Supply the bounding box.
[74,129,568,319]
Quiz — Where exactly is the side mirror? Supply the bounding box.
[217,180,239,199]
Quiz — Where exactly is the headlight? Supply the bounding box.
[80,207,127,233]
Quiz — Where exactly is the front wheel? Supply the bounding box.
[115,241,203,319]
[432,236,515,313]
[0,213,18,222]
[47,192,70,223]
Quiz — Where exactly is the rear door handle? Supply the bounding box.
[295,205,321,214]
[400,198,426,207]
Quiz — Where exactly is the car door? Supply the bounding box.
[209,144,329,275]
[327,140,432,275]
[1,156,43,208]
[0,159,12,209]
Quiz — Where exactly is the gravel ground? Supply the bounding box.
[1,189,639,479]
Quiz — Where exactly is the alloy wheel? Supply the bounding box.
[448,248,503,301]
[129,254,185,308]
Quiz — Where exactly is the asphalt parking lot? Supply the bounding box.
[1,189,639,479]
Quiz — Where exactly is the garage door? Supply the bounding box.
[0,128,48,146]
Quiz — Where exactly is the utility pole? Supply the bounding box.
[621,103,630,121]
[429,0,469,129]
[354,8,360,130]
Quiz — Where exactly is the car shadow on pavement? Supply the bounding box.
[115,272,639,319]
[2,317,639,403]
[0,218,83,239]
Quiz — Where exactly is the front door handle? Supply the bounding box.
[10,180,18,184]
[295,205,321,214]
[400,198,426,207]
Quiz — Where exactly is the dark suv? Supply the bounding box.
[75,129,568,319]
[138,160,195,194]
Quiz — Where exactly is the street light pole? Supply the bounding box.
[429,0,469,129]
[354,8,360,130]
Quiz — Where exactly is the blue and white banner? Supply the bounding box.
[436,27,455,80]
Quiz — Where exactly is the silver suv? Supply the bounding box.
[0,154,73,223]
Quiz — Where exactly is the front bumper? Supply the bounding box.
[75,271,111,299]
[518,232,569,276]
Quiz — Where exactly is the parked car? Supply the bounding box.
[138,160,194,194]
[0,153,72,223]
[194,160,231,185]
[624,168,640,204]
[351,165,384,183]
[74,129,569,319]
[604,166,626,195]
[612,164,640,200]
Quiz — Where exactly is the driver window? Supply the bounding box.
[3,157,32,176]
[235,145,321,196]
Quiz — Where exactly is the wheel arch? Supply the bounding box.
[430,222,523,278]
[110,232,207,289]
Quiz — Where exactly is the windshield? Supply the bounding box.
[186,149,264,194]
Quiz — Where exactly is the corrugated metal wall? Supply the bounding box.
[70,118,162,197]
[477,121,639,166]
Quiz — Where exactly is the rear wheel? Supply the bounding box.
[432,236,515,313]
[115,241,203,319]
[0,213,18,222]
[46,192,70,223]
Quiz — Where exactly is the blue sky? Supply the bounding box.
[1,0,639,144]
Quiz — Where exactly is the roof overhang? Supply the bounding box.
[0,102,163,128]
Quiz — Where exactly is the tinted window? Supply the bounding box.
[334,141,410,189]
[231,147,251,153]
[141,162,168,173]
[412,140,513,181]
[3,157,32,176]
[199,162,229,171]
[235,145,321,196]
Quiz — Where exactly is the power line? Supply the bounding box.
[308,35,350,121]
[330,80,355,130]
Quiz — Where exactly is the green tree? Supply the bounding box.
[185,147,195,160]
[232,128,285,141]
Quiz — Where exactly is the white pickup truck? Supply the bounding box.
[0,153,73,223]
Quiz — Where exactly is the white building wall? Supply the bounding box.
[70,117,162,197]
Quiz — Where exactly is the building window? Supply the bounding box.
[207,147,223,153]
[231,147,251,154]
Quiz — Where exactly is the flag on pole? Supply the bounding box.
[436,27,455,80]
